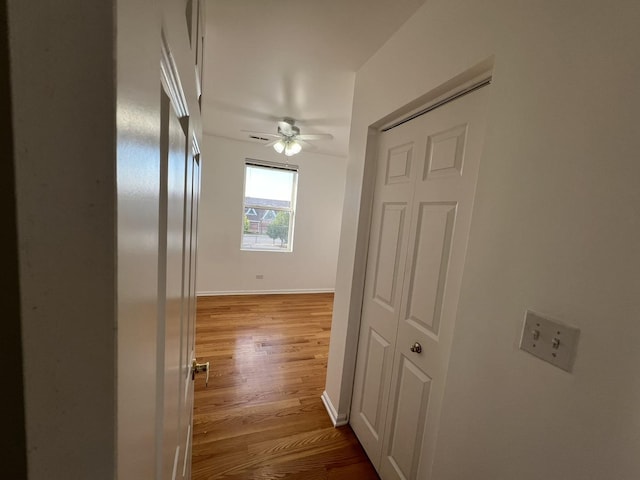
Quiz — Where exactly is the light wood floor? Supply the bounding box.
[192,293,379,480]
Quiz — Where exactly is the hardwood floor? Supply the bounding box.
[192,293,379,480]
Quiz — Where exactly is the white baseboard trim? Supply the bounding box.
[321,390,349,427]
[197,288,335,297]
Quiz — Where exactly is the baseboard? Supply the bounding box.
[321,391,349,427]
[196,288,335,297]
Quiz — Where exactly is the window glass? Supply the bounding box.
[242,162,297,252]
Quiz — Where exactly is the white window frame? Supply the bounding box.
[241,159,298,253]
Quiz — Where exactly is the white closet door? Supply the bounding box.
[350,113,424,461]
[351,86,490,480]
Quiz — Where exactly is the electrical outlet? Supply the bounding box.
[520,310,580,372]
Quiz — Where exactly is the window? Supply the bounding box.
[242,160,298,252]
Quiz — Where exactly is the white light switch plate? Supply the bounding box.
[520,310,580,372]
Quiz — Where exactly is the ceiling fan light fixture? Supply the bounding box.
[284,140,302,156]
[273,139,286,154]
[243,117,328,156]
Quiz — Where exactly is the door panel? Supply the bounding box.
[359,328,391,438]
[189,157,200,364]
[188,154,201,377]
[159,90,188,479]
[179,148,200,479]
[176,144,193,479]
[384,356,432,480]
[352,86,490,480]
[373,203,407,310]
[405,202,457,336]
[424,124,467,179]
[351,124,425,462]
[183,155,200,478]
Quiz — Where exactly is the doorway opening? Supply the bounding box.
[191,293,379,479]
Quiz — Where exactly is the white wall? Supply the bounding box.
[326,0,640,478]
[197,134,346,294]
[9,1,116,477]
[9,1,117,477]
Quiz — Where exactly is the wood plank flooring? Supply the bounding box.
[192,293,378,480]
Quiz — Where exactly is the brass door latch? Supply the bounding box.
[191,359,210,387]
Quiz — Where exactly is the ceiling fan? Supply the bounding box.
[242,117,333,156]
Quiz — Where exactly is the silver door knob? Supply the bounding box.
[410,342,422,354]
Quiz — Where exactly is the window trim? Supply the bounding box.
[245,158,299,172]
[241,159,298,253]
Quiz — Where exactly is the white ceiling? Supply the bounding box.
[202,0,426,158]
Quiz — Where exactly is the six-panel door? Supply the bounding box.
[351,86,490,480]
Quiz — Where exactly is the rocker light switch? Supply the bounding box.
[519,310,580,372]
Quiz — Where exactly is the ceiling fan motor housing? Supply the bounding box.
[278,125,300,137]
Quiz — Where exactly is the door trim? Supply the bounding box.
[161,32,189,119]
[381,76,491,132]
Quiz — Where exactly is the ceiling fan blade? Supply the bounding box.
[296,139,318,152]
[240,130,281,139]
[264,139,280,147]
[296,133,333,141]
